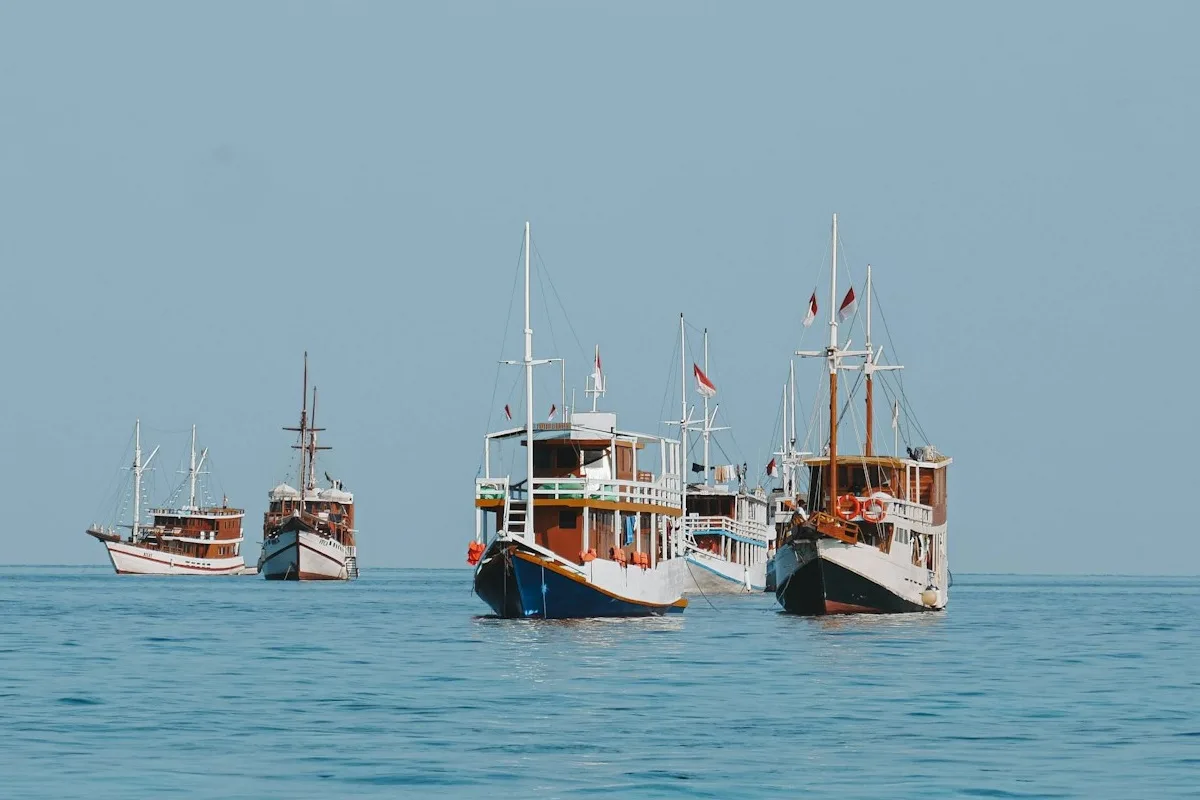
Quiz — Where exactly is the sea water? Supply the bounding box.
[2,568,1196,798]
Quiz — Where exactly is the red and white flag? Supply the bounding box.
[838,287,857,322]
[504,404,512,420]
[547,404,557,421]
[693,363,717,398]
[592,346,604,393]
[766,458,778,478]
[802,292,818,328]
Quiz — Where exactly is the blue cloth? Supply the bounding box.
[624,515,636,546]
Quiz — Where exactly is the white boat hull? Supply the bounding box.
[101,541,245,576]
[681,550,765,594]
[260,529,348,581]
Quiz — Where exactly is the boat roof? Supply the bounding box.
[486,422,676,447]
[802,454,952,469]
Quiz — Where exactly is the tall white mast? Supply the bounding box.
[702,328,710,487]
[523,221,535,539]
[188,425,197,510]
[680,313,688,509]
[779,382,789,495]
[132,419,143,541]
[131,419,158,541]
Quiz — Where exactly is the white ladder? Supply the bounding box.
[345,546,359,579]
[503,490,529,537]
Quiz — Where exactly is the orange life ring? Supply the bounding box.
[835,494,862,521]
[861,497,887,523]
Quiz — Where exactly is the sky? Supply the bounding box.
[1,1,1197,573]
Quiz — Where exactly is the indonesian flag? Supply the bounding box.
[766,458,778,478]
[592,346,604,393]
[693,363,717,398]
[891,400,900,431]
[838,287,857,322]
[547,404,557,421]
[504,404,512,420]
[802,292,818,328]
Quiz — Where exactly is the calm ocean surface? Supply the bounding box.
[2,568,1197,798]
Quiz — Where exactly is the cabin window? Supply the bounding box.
[556,448,577,468]
[581,449,605,466]
[533,447,553,468]
[559,510,578,529]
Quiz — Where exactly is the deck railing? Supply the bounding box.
[681,515,771,544]
[475,476,682,510]
[880,497,934,526]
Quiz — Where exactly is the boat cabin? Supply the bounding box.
[141,505,246,560]
[476,411,682,567]
[264,482,356,548]
[804,453,949,526]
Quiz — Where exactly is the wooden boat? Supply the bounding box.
[469,223,687,618]
[676,318,772,594]
[86,421,246,575]
[774,214,951,614]
[259,354,358,581]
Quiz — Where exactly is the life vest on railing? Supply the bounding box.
[579,548,597,563]
[466,540,485,566]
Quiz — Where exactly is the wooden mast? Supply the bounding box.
[865,263,873,458]
[287,352,309,515]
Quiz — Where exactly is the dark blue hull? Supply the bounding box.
[473,540,685,620]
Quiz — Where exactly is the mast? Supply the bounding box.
[523,221,534,539]
[294,353,309,514]
[828,213,839,511]
[130,419,158,541]
[132,419,142,541]
[865,264,874,457]
[779,382,789,496]
[309,386,318,491]
[188,425,197,510]
[702,328,710,487]
[680,313,688,511]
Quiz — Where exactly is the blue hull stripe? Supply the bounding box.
[509,552,685,619]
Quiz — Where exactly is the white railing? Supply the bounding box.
[531,477,681,509]
[475,478,510,500]
[882,498,934,526]
[682,515,771,544]
[475,476,682,510]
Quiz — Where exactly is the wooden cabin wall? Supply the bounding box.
[533,506,584,563]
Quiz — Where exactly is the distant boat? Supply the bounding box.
[259,353,358,581]
[774,214,951,614]
[469,222,688,618]
[676,319,772,594]
[86,421,246,575]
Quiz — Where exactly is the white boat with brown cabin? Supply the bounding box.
[86,421,246,575]
[774,214,951,614]
[469,222,687,618]
[260,354,358,581]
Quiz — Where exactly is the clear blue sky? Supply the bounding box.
[2,1,1196,572]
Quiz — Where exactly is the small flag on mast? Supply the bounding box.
[693,363,717,398]
[838,287,857,322]
[891,400,899,431]
[592,346,604,393]
[803,292,818,328]
[766,458,778,478]
[547,404,557,421]
[504,404,512,420]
